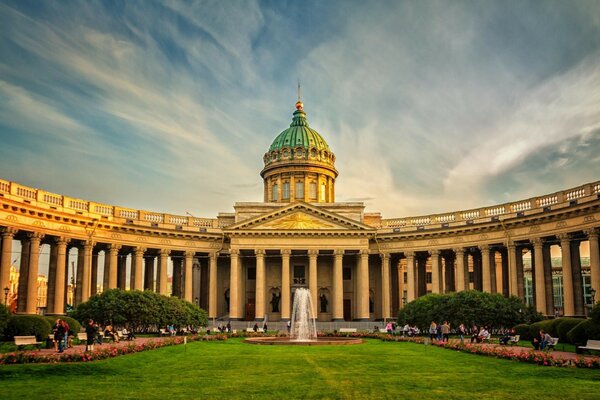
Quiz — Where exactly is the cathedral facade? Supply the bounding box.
[1,101,599,321]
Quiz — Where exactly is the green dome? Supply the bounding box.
[268,103,331,153]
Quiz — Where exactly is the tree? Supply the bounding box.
[397,291,541,331]
[72,289,208,332]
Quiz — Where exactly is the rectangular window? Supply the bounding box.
[272,184,278,201]
[295,181,304,198]
[309,182,317,199]
[343,267,352,280]
[247,267,256,280]
[282,182,290,199]
[469,271,474,283]
[403,272,407,284]
[320,182,326,201]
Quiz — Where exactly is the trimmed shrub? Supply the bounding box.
[5,315,52,341]
[528,320,555,338]
[567,320,600,345]
[0,304,9,337]
[590,302,600,323]
[513,323,531,341]
[44,316,81,335]
[556,318,585,343]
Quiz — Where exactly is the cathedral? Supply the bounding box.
[0,100,599,322]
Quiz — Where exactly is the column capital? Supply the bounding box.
[428,249,440,256]
[532,237,544,248]
[359,249,370,256]
[280,249,291,256]
[404,251,415,258]
[308,249,319,256]
[379,251,390,260]
[333,249,345,256]
[54,237,70,246]
[557,233,571,243]
[254,249,266,256]
[134,247,146,255]
[27,232,44,241]
[1,227,18,238]
[585,229,598,240]
[184,251,195,258]
[477,245,489,253]
[159,248,171,256]
[453,248,464,255]
[230,248,240,256]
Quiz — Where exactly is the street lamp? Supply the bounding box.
[3,286,9,305]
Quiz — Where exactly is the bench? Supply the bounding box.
[77,332,87,342]
[577,339,600,354]
[339,328,357,334]
[379,329,389,333]
[509,335,520,346]
[14,335,43,350]
[246,328,264,333]
[159,328,170,336]
[545,337,559,351]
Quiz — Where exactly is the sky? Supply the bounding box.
[1,0,600,221]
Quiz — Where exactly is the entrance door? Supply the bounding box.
[245,299,255,321]
[343,299,352,321]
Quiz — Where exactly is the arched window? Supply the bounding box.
[282,182,290,199]
[295,181,304,198]
[272,184,279,201]
[309,182,317,199]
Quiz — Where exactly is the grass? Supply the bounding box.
[1,338,599,399]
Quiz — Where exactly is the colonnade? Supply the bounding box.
[1,226,599,319]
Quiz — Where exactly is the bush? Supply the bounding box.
[5,315,52,341]
[44,316,81,335]
[590,302,600,323]
[567,320,600,345]
[0,303,10,337]
[513,324,531,341]
[528,320,555,338]
[556,318,585,343]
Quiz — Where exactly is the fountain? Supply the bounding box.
[244,288,362,346]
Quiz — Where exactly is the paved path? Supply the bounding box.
[32,336,172,356]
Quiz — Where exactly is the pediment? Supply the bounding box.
[224,203,374,232]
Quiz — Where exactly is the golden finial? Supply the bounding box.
[295,79,303,110]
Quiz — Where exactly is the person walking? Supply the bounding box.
[53,319,65,353]
[458,323,466,344]
[85,319,97,352]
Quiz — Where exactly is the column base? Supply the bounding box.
[354,318,370,322]
[332,318,345,322]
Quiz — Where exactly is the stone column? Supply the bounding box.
[480,245,491,293]
[158,249,170,295]
[587,230,600,300]
[117,252,127,290]
[52,238,68,315]
[184,251,194,302]
[25,233,44,314]
[406,252,416,302]
[559,234,574,316]
[106,245,120,290]
[229,249,241,320]
[357,249,370,320]
[91,248,99,296]
[570,240,584,316]
[133,247,144,291]
[532,238,546,315]
[80,242,93,302]
[542,243,554,315]
[172,256,182,297]
[17,236,30,312]
[281,249,291,320]
[144,255,155,291]
[429,250,441,294]
[46,241,58,314]
[308,249,318,317]
[516,246,526,299]
[489,248,498,294]
[380,252,391,320]
[208,252,218,319]
[255,249,265,321]
[0,228,17,303]
[333,249,344,321]
[454,248,466,292]
[508,243,518,297]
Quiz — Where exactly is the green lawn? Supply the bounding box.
[1,338,598,399]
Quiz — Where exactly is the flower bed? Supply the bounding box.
[0,334,228,365]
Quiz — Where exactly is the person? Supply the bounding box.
[270,292,280,313]
[441,321,450,342]
[122,327,135,340]
[253,323,259,332]
[226,321,232,333]
[386,322,393,335]
[402,324,409,337]
[458,323,466,344]
[429,321,437,340]
[539,330,552,350]
[320,293,328,313]
[62,319,70,349]
[105,325,119,343]
[53,319,65,353]
[263,323,268,333]
[94,322,103,345]
[470,325,479,343]
[477,326,490,343]
[531,330,542,350]
[168,324,176,336]
[85,319,97,352]
[287,320,291,333]
[499,329,514,345]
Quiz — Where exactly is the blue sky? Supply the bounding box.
[1,0,599,219]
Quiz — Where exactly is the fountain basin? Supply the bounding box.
[244,336,363,346]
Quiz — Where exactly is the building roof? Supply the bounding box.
[268,102,332,153]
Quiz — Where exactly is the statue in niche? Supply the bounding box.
[320,293,328,313]
[224,289,230,313]
[270,292,280,313]
[369,295,374,314]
